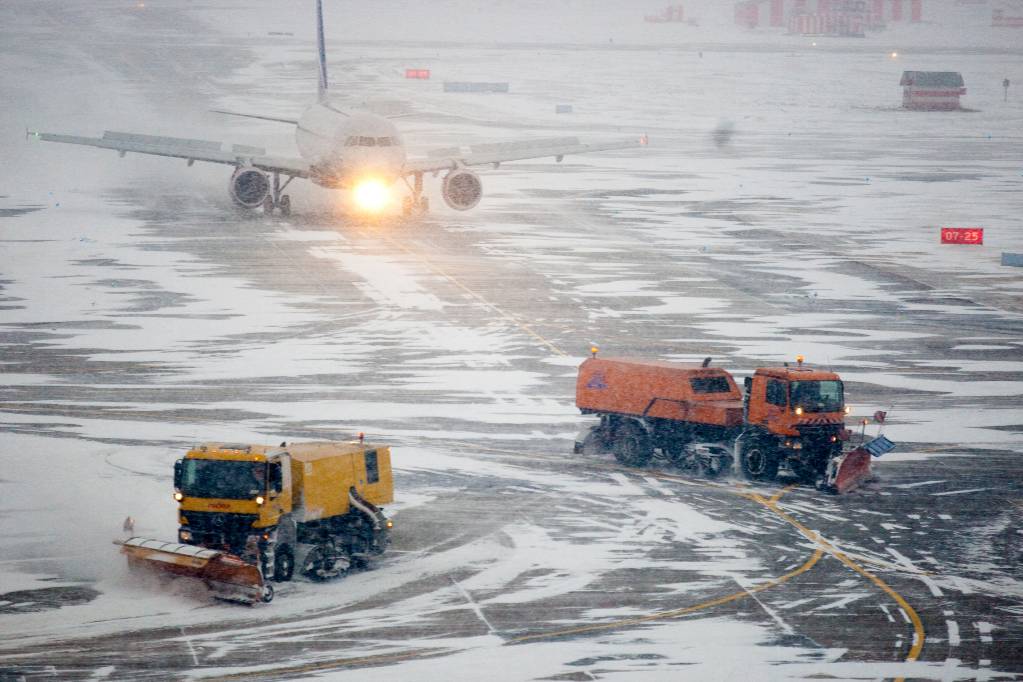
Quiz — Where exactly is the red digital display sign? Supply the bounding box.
[940,227,983,244]
[405,69,430,79]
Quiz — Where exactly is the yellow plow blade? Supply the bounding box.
[118,537,272,605]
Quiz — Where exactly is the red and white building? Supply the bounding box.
[992,8,1023,27]
[738,0,922,31]
[645,4,686,22]
[788,1,868,35]
[900,71,966,110]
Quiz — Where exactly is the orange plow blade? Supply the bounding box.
[118,537,271,605]
[823,447,873,494]
[821,435,893,494]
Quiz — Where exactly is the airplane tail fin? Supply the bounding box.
[316,0,328,103]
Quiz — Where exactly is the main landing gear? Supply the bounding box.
[401,172,428,217]
[263,172,294,217]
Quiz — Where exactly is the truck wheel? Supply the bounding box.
[699,454,733,478]
[740,440,778,481]
[273,548,294,582]
[579,427,609,455]
[612,420,653,467]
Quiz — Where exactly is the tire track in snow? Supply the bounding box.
[501,483,822,644]
[372,230,570,358]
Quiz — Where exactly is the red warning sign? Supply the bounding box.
[940,227,983,244]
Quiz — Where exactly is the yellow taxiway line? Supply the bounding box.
[744,488,926,676]
[508,546,826,644]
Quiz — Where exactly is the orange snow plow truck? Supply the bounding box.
[575,355,883,493]
[118,440,393,604]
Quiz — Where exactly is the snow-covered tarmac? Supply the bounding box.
[1,1,1022,680]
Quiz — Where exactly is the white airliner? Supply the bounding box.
[30,1,646,217]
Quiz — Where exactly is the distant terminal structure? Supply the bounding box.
[443,82,509,93]
[992,8,1023,27]
[789,0,869,36]
[645,4,685,22]
[735,0,922,32]
[900,71,966,110]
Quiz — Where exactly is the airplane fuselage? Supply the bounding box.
[295,103,406,188]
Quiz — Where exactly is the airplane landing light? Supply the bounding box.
[353,179,391,213]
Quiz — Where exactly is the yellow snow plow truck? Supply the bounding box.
[119,440,394,604]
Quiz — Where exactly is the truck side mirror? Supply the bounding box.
[269,462,283,494]
[173,460,183,489]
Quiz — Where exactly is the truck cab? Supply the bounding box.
[740,362,848,480]
[746,366,847,434]
[173,443,293,556]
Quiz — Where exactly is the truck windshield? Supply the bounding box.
[179,459,267,500]
[791,381,844,413]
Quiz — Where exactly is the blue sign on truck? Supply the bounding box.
[863,435,896,458]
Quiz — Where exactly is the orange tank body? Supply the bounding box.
[576,357,744,428]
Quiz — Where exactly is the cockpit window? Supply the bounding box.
[344,136,396,147]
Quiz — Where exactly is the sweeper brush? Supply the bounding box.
[117,537,273,605]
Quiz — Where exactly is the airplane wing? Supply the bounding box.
[210,109,300,125]
[28,129,311,178]
[403,135,647,175]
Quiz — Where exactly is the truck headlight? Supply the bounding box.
[255,495,265,506]
[173,492,183,501]
[794,407,803,416]
[179,530,192,542]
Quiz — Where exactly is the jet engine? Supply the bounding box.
[229,166,270,208]
[441,169,482,211]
